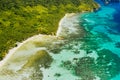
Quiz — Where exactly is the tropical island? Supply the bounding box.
[1,0,120,80]
[0,0,99,60]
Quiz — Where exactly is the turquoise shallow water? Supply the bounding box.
[79,0,120,80]
[0,1,120,80]
[40,1,120,80]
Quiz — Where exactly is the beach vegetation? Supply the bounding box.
[0,0,99,60]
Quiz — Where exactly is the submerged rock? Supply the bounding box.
[115,42,120,48]
[60,49,120,80]
[0,13,85,80]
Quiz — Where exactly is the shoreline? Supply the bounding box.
[0,13,86,80]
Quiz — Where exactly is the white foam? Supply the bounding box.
[56,13,83,38]
[0,13,85,80]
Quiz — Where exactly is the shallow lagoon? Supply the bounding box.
[79,1,120,80]
[41,2,120,79]
[0,0,120,80]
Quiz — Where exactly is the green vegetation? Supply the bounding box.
[0,0,99,60]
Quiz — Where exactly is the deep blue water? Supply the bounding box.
[80,0,120,80]
[96,0,120,33]
[109,2,120,32]
[41,1,120,80]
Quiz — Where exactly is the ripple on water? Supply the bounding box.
[79,1,120,80]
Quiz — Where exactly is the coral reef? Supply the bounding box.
[60,49,120,80]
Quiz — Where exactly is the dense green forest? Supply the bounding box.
[0,0,99,60]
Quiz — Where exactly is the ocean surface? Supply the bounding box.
[79,0,120,80]
[41,1,120,80]
[41,1,120,79]
[0,0,120,80]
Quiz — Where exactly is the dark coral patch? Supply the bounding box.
[60,49,120,80]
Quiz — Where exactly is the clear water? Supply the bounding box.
[79,0,120,80]
[0,1,120,80]
[41,1,120,80]
[42,3,120,79]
